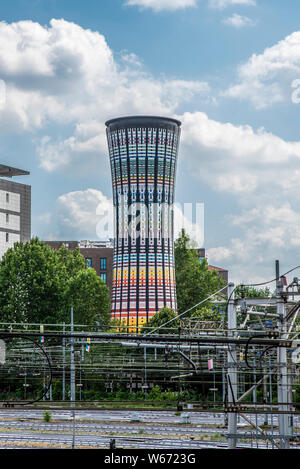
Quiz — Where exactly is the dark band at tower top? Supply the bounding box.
[106,115,181,330]
[105,115,181,131]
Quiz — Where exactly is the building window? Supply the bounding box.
[6,193,9,203]
[6,213,9,223]
[6,233,9,243]
[85,258,92,268]
[100,272,107,284]
[100,257,107,270]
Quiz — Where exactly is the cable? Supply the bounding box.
[0,334,53,406]
[227,345,239,366]
[144,284,229,336]
[258,345,277,366]
[244,334,275,370]
[226,264,300,316]
[227,375,236,406]
[244,336,256,369]
[242,265,300,288]
[223,264,300,335]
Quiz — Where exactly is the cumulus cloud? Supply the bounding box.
[177,110,300,282]
[207,203,300,283]
[124,0,197,11]
[36,188,113,241]
[208,0,256,9]
[37,188,204,248]
[37,120,108,174]
[39,185,299,285]
[163,109,300,283]
[173,202,204,247]
[4,19,300,284]
[0,19,210,170]
[125,0,256,12]
[179,111,300,199]
[222,13,256,28]
[223,31,300,108]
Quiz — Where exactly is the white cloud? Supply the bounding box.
[206,246,232,263]
[222,13,256,28]
[125,0,197,12]
[36,188,113,241]
[224,31,300,108]
[40,186,300,286]
[37,188,204,248]
[4,19,300,285]
[37,120,108,174]
[0,19,209,169]
[176,110,300,283]
[173,202,204,247]
[179,111,300,197]
[207,203,300,284]
[125,0,256,11]
[36,76,209,173]
[208,0,256,9]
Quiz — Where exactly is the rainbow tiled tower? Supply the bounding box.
[106,116,181,330]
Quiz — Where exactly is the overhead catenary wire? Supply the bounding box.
[0,264,299,426]
[222,264,300,330]
[144,284,229,336]
[240,264,300,288]
[0,334,53,406]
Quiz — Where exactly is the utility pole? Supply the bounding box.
[222,366,226,426]
[80,338,84,401]
[62,322,65,401]
[70,308,76,449]
[43,369,46,401]
[70,307,75,408]
[263,365,268,426]
[276,260,290,449]
[143,347,147,399]
[227,282,237,449]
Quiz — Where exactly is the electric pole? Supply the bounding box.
[227,282,237,449]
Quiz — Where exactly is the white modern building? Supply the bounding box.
[0,164,31,258]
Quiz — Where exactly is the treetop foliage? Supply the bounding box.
[174,229,226,315]
[0,237,110,326]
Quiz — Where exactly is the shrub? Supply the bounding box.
[43,410,52,422]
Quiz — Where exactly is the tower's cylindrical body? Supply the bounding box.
[106,115,181,330]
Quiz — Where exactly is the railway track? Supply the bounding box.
[0,409,298,450]
[0,431,275,449]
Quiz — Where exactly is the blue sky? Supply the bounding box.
[1,0,300,284]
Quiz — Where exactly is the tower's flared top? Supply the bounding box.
[105,115,181,132]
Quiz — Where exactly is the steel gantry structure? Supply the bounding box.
[0,261,299,449]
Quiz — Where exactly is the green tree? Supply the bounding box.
[234,285,272,299]
[0,238,65,323]
[191,305,221,321]
[56,244,85,276]
[63,268,110,326]
[143,307,179,334]
[174,229,225,316]
[0,238,110,326]
[150,385,162,400]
